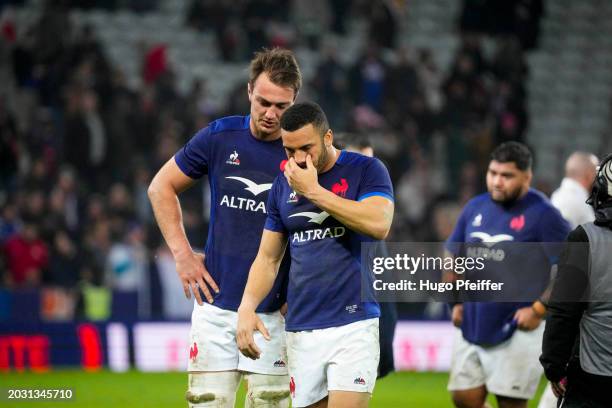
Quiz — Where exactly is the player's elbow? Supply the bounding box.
[147,176,170,203]
[147,179,161,201]
[369,223,391,240]
[371,209,393,240]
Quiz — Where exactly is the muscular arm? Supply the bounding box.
[306,188,393,240]
[284,156,393,240]
[148,157,196,259]
[148,157,218,304]
[239,230,288,312]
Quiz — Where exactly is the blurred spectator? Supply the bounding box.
[82,220,111,287]
[155,243,192,319]
[492,80,528,145]
[459,0,489,34]
[106,71,137,180]
[142,44,168,85]
[367,0,397,49]
[0,203,20,243]
[3,217,48,287]
[291,0,330,50]
[128,85,159,158]
[22,189,46,223]
[514,0,544,50]
[243,0,271,57]
[84,194,106,225]
[26,108,59,177]
[459,0,544,51]
[417,48,443,113]
[57,167,81,232]
[78,276,111,321]
[0,98,19,194]
[395,146,434,229]
[329,0,350,34]
[384,47,420,129]
[107,182,136,237]
[62,89,108,191]
[132,162,153,224]
[11,26,36,89]
[47,229,81,288]
[105,223,150,317]
[185,78,218,126]
[349,44,387,112]
[312,44,347,129]
[41,187,70,240]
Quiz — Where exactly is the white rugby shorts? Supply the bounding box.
[286,318,380,407]
[188,301,288,375]
[448,324,545,400]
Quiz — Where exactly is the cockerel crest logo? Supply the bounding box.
[189,342,198,362]
[332,178,349,197]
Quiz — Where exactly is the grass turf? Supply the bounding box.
[0,370,547,407]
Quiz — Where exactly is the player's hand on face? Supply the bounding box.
[175,251,219,305]
[284,156,319,198]
[513,306,542,331]
[451,304,463,327]
[236,309,271,360]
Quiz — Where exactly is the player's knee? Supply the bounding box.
[244,374,290,408]
[186,372,241,407]
[451,390,486,408]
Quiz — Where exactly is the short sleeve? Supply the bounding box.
[357,158,394,202]
[264,177,287,233]
[174,127,212,179]
[538,205,571,243]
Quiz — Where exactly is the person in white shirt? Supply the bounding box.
[538,151,598,408]
[550,152,599,229]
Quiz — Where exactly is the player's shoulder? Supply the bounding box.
[464,192,491,210]
[525,188,557,211]
[206,115,250,135]
[271,172,289,189]
[337,150,386,171]
[525,189,568,227]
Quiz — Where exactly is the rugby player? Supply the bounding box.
[445,142,570,408]
[148,48,301,407]
[236,102,394,408]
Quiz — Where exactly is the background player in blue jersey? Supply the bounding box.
[445,142,570,408]
[148,48,301,408]
[236,102,394,408]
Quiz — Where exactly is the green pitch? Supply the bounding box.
[0,370,546,407]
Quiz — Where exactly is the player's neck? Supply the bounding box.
[320,147,339,174]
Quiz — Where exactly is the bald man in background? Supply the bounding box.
[551,152,599,229]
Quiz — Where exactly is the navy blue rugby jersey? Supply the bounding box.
[264,150,394,331]
[174,115,289,312]
[445,189,570,345]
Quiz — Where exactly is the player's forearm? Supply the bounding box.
[305,186,392,240]
[240,256,280,312]
[148,181,193,259]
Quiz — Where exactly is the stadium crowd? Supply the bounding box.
[0,0,540,319]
